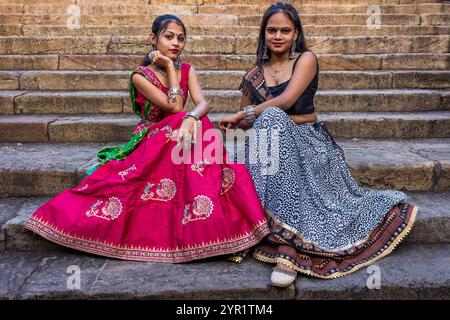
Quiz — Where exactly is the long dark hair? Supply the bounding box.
[256,2,309,65]
[142,14,187,66]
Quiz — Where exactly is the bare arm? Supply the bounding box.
[131,64,184,114]
[187,65,209,117]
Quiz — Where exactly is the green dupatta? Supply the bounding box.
[86,69,157,175]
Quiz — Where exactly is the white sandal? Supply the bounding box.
[271,266,297,287]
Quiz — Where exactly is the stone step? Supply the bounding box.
[3,24,449,37]
[239,14,425,26]
[1,112,450,143]
[1,53,449,71]
[0,138,448,197]
[1,89,448,115]
[4,13,448,26]
[0,13,239,27]
[149,0,443,4]
[295,243,450,300]
[0,248,294,300]
[2,70,449,91]
[1,35,449,55]
[0,192,448,255]
[1,3,448,15]
[0,0,442,5]
[0,242,448,299]
[216,4,450,15]
[1,91,126,115]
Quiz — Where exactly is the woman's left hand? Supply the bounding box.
[219,113,241,131]
[176,116,198,150]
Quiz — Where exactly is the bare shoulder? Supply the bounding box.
[298,51,318,65]
[188,64,197,74]
[131,72,145,83]
[292,51,318,76]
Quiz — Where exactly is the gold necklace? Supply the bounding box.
[266,59,289,85]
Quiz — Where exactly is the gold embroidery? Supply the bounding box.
[118,164,137,180]
[24,216,271,263]
[141,178,177,202]
[220,167,235,195]
[182,195,214,225]
[85,197,123,221]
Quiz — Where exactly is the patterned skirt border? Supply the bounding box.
[252,203,418,279]
[24,216,270,263]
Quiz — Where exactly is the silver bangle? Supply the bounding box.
[243,105,256,125]
[183,111,200,121]
[168,87,183,103]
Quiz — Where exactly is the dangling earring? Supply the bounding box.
[289,40,297,59]
[147,44,156,63]
[262,44,269,60]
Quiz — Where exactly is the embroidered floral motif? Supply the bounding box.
[220,167,235,195]
[141,178,177,202]
[146,125,173,142]
[25,216,270,263]
[182,195,214,225]
[191,160,210,177]
[118,164,137,181]
[86,197,123,221]
[162,125,173,143]
[86,200,102,217]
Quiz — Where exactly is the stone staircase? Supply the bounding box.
[0,0,449,300]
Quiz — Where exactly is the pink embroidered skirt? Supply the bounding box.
[25,112,270,262]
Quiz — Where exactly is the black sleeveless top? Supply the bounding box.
[267,53,319,115]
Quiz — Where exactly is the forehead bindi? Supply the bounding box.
[163,22,185,36]
[266,11,295,29]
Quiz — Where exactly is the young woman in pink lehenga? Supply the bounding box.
[24,14,270,263]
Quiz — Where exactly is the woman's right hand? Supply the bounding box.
[176,116,198,150]
[150,50,173,70]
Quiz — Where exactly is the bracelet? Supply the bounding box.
[183,111,200,121]
[167,87,183,103]
[243,105,256,125]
